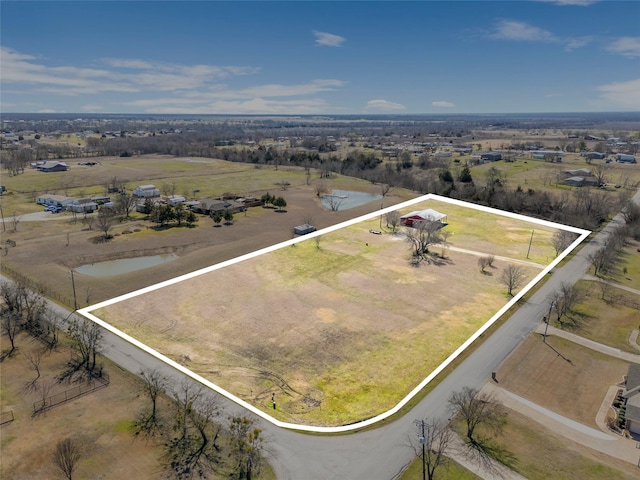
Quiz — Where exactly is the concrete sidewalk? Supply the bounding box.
[535,323,640,364]
[483,383,640,466]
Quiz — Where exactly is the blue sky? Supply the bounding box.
[1,0,639,114]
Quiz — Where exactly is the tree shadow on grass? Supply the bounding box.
[558,309,593,333]
[464,436,519,475]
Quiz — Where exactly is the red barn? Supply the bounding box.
[400,209,447,227]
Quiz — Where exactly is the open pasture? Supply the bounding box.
[88,197,569,427]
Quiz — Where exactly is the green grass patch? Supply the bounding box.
[560,280,640,352]
[400,455,481,480]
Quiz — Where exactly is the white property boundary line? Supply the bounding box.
[78,194,590,433]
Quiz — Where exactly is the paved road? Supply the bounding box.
[4,188,638,479]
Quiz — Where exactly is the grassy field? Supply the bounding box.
[0,331,276,480]
[94,198,559,426]
[464,410,640,480]
[556,280,640,353]
[497,334,628,428]
[400,455,481,480]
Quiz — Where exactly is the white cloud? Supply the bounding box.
[606,37,640,57]
[544,93,563,97]
[595,78,640,110]
[565,36,592,51]
[364,99,406,111]
[490,20,556,42]
[432,101,455,108]
[0,47,260,95]
[313,31,346,47]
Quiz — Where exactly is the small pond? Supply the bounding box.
[320,190,383,211]
[75,254,178,278]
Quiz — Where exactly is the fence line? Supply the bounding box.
[0,263,73,308]
[32,372,110,415]
[0,411,14,425]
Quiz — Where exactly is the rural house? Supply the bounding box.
[36,194,74,208]
[192,198,244,215]
[133,184,161,198]
[36,161,69,172]
[623,364,640,435]
[400,209,447,227]
[67,198,98,213]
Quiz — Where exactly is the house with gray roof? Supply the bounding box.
[623,364,640,435]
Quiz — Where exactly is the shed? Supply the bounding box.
[563,177,585,187]
[294,224,316,235]
[400,209,447,227]
[480,152,502,162]
[617,154,637,164]
[168,195,187,206]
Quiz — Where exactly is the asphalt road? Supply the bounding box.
[4,188,638,479]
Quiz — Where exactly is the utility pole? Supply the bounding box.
[526,229,534,259]
[70,269,78,310]
[414,419,426,480]
[543,301,554,343]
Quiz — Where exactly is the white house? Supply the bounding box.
[133,185,160,198]
[167,195,186,207]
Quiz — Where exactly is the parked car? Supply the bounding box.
[44,205,63,213]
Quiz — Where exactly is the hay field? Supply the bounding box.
[95,200,559,426]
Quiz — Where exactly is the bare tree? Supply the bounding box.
[134,369,166,437]
[621,199,640,226]
[478,255,494,272]
[412,418,453,480]
[161,181,178,197]
[53,437,83,480]
[404,221,442,264]
[385,211,401,232]
[228,416,266,480]
[552,230,578,257]
[588,245,616,277]
[500,264,526,296]
[380,183,392,197]
[24,349,44,391]
[314,180,329,197]
[325,195,344,212]
[66,318,103,376]
[165,381,222,479]
[548,282,581,324]
[448,387,504,445]
[95,207,116,240]
[274,180,290,191]
[592,162,610,187]
[115,192,136,219]
[1,310,21,358]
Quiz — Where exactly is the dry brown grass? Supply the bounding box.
[0,332,163,479]
[96,200,548,426]
[496,334,628,427]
